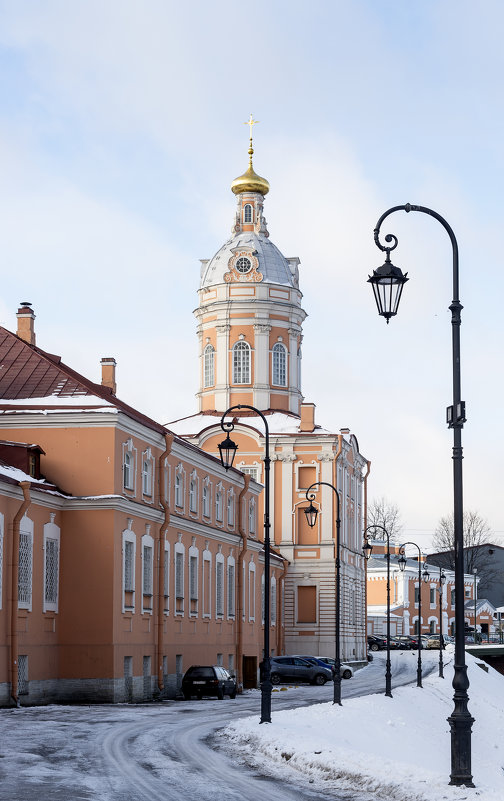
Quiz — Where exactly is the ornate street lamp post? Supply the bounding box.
[368,203,474,787]
[423,563,446,678]
[398,542,423,688]
[218,404,272,724]
[362,524,393,698]
[304,482,342,705]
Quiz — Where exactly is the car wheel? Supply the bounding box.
[342,669,352,680]
[270,673,281,685]
[370,643,379,651]
[314,674,327,686]
[216,687,224,700]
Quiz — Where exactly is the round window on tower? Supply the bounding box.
[235,256,252,274]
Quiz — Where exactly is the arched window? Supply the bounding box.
[232,341,250,384]
[272,343,287,386]
[243,204,252,223]
[203,344,214,387]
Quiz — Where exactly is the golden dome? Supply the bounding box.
[231,114,270,196]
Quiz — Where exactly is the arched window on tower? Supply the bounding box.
[232,341,250,384]
[203,344,215,387]
[243,203,252,223]
[272,343,287,386]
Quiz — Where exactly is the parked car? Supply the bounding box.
[269,656,332,685]
[390,636,411,649]
[181,665,237,700]
[367,635,401,652]
[393,635,420,649]
[426,634,451,649]
[296,655,354,679]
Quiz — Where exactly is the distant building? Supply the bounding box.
[426,544,504,610]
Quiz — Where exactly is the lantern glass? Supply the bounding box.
[398,554,407,573]
[422,566,430,583]
[363,540,373,561]
[368,256,408,322]
[440,571,446,586]
[304,502,318,528]
[218,433,238,470]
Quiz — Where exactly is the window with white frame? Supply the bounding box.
[215,486,223,523]
[174,471,183,508]
[272,342,287,386]
[271,576,277,625]
[243,203,252,223]
[241,465,260,482]
[122,527,136,612]
[227,559,235,618]
[163,542,170,613]
[123,440,136,492]
[18,516,33,610]
[189,474,198,513]
[43,518,60,613]
[232,341,250,384]
[204,344,215,387]
[142,532,154,612]
[216,556,224,618]
[163,459,170,505]
[0,513,4,610]
[141,450,153,497]
[242,561,246,621]
[202,479,210,517]
[189,546,198,615]
[203,550,211,617]
[430,587,436,606]
[248,561,256,621]
[227,490,235,527]
[249,498,256,535]
[175,544,185,614]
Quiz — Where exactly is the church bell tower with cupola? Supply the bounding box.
[195,116,307,414]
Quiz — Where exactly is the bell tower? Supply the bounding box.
[195,118,307,414]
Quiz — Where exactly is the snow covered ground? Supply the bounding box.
[223,648,504,801]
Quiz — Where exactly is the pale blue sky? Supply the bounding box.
[0,0,502,550]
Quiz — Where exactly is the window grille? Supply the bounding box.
[124,541,134,592]
[216,561,224,617]
[204,344,215,387]
[227,564,235,617]
[215,491,223,522]
[18,532,32,606]
[44,539,59,605]
[18,655,28,695]
[175,552,184,599]
[189,555,198,600]
[232,341,250,384]
[143,545,153,595]
[272,343,287,386]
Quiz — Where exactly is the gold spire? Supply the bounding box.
[231,114,270,196]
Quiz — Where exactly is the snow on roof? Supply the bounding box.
[167,411,333,437]
[0,463,51,486]
[0,394,114,407]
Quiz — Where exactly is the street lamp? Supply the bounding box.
[218,404,272,724]
[423,564,446,678]
[473,569,478,643]
[398,541,423,688]
[304,482,342,705]
[369,203,474,787]
[362,524,393,698]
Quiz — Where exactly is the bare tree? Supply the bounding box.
[431,510,500,585]
[367,497,403,540]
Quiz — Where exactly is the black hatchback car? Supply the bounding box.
[269,656,332,685]
[182,665,237,699]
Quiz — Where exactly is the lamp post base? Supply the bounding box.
[447,710,474,786]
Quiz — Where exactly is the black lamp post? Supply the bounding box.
[398,541,423,688]
[304,481,342,705]
[369,203,474,787]
[423,563,446,678]
[218,404,272,724]
[362,524,393,698]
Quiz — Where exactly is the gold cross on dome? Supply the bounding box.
[244,114,259,139]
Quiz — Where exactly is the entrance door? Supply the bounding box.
[242,656,257,689]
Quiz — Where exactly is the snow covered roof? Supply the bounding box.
[167,410,333,437]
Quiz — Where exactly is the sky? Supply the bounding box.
[0,1,502,552]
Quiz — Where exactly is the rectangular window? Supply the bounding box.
[271,579,277,625]
[298,465,316,489]
[142,460,152,496]
[175,551,184,612]
[241,466,259,482]
[143,545,153,596]
[143,655,151,700]
[44,539,59,605]
[297,585,316,623]
[248,567,255,621]
[18,655,29,695]
[227,564,235,617]
[216,561,224,617]
[227,494,234,527]
[124,541,134,592]
[124,656,133,702]
[249,501,256,535]
[203,485,210,517]
[189,481,197,513]
[203,557,211,617]
[414,586,420,604]
[451,588,455,606]
[18,532,33,608]
[216,492,223,522]
[175,475,182,507]
[164,545,170,612]
[430,587,436,605]
[189,555,198,601]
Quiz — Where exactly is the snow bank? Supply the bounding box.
[223,649,504,800]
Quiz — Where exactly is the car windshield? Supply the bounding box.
[186,667,214,678]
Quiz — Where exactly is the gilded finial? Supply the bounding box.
[231,114,269,196]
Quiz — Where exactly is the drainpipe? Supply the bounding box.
[156,433,173,695]
[236,474,250,692]
[10,481,31,706]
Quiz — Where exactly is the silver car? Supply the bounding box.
[269,656,332,685]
